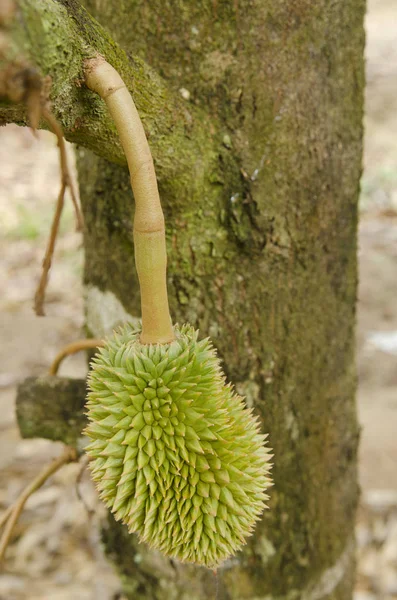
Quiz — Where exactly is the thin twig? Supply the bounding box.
[34,180,66,316]
[42,107,83,232]
[33,107,83,316]
[75,455,95,517]
[48,338,104,376]
[0,447,77,563]
[0,505,13,530]
[1,62,82,315]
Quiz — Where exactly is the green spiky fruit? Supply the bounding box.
[85,323,272,567]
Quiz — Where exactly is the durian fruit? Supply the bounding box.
[86,325,270,567]
[85,323,272,568]
[84,57,272,568]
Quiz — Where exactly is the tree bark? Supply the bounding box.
[3,0,365,598]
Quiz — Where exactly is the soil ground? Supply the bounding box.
[0,1,396,598]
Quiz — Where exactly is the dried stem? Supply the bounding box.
[42,107,83,232]
[34,179,66,316]
[0,505,13,530]
[0,54,83,315]
[0,447,77,563]
[34,107,83,316]
[85,56,174,345]
[75,455,95,517]
[48,338,104,376]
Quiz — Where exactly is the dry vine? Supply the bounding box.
[75,455,95,518]
[34,106,84,316]
[0,332,105,563]
[0,447,78,562]
[1,8,83,315]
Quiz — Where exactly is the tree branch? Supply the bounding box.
[1,0,219,187]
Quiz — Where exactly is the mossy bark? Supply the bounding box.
[15,376,86,446]
[4,0,365,598]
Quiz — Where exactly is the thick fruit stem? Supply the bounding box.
[85,56,174,345]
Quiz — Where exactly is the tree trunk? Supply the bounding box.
[78,1,364,598]
[3,0,365,598]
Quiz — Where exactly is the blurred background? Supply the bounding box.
[0,1,396,598]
